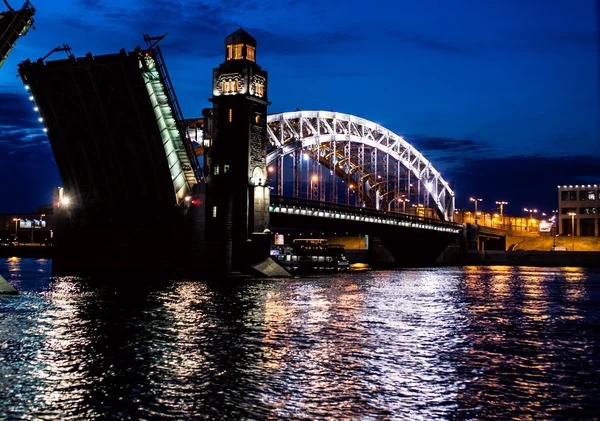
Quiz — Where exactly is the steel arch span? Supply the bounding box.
[266,110,455,221]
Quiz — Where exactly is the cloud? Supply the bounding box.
[0,91,59,213]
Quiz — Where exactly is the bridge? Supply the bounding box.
[16,30,462,275]
[0,0,34,71]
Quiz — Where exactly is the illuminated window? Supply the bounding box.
[229,109,232,122]
[234,44,243,59]
[234,79,239,92]
[255,83,264,97]
[226,45,233,60]
[222,80,228,93]
[224,164,230,173]
[214,165,220,175]
[213,206,217,218]
[247,45,255,61]
[580,190,596,201]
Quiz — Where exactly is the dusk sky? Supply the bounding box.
[0,0,598,217]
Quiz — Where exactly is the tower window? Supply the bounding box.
[214,165,220,175]
[224,164,230,173]
[226,45,233,60]
[247,45,255,61]
[234,44,243,59]
[229,109,233,122]
[212,206,218,218]
[256,84,264,97]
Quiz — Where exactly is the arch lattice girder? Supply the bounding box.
[266,111,455,221]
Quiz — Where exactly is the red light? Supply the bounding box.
[192,199,201,206]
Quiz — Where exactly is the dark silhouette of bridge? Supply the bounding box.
[16,30,461,276]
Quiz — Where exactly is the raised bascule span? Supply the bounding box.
[0,0,34,71]
[17,31,461,276]
[18,37,203,275]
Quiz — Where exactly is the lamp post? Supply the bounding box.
[470,197,482,224]
[524,207,537,232]
[12,218,19,236]
[310,175,318,201]
[496,201,507,227]
[550,211,557,249]
[347,183,355,205]
[568,211,576,250]
[400,197,410,213]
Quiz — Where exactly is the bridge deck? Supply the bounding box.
[270,195,461,234]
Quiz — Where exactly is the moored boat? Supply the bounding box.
[270,239,349,274]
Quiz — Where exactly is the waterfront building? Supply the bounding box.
[558,184,599,236]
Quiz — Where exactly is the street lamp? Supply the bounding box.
[524,207,537,232]
[309,175,318,200]
[568,211,576,250]
[550,212,557,249]
[399,197,410,213]
[12,218,19,236]
[496,201,507,227]
[470,197,482,224]
[347,183,355,205]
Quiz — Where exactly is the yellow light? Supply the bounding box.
[268,166,274,173]
[312,176,318,182]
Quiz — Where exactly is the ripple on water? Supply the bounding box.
[0,261,599,420]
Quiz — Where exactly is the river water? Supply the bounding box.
[1,258,599,420]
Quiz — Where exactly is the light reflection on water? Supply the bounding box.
[1,260,599,420]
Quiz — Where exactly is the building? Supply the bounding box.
[204,28,271,273]
[558,184,599,236]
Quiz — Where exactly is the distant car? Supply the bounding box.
[550,246,567,251]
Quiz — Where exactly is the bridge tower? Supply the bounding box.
[205,29,270,273]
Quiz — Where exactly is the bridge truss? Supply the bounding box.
[266,111,455,221]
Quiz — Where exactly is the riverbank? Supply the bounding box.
[0,246,52,259]
[465,250,600,267]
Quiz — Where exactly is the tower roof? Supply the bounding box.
[224,28,257,47]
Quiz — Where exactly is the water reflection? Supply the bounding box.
[0,261,598,420]
[459,266,595,420]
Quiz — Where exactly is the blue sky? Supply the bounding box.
[1,0,598,215]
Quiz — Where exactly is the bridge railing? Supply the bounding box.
[270,195,462,230]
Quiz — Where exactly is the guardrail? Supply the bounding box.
[270,195,462,234]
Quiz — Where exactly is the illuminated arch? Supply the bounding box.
[266,110,455,221]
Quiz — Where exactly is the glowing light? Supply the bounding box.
[24,85,30,90]
[43,128,47,133]
[184,196,191,202]
[33,107,38,112]
[29,95,34,101]
[60,197,70,206]
[38,117,43,122]
[268,166,274,173]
